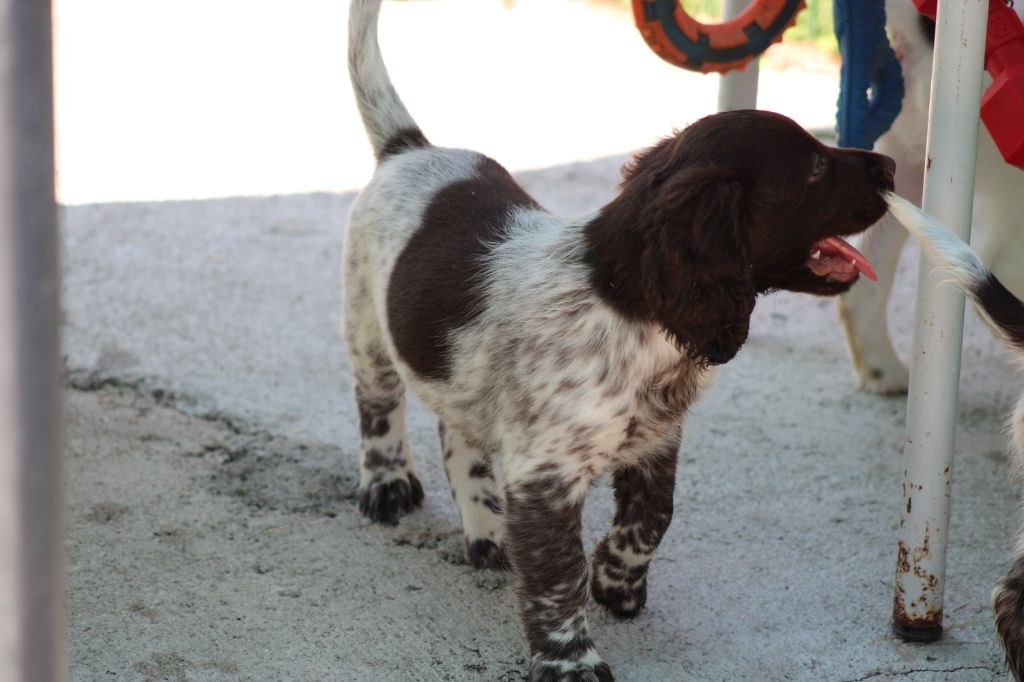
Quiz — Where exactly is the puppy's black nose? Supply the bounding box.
[879,154,896,182]
[868,153,896,189]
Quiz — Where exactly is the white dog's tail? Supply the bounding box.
[348,0,429,159]
[885,193,1024,357]
[885,192,1024,679]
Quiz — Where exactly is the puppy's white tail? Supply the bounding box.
[885,192,1024,356]
[348,0,429,159]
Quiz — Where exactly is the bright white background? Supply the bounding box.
[52,0,840,204]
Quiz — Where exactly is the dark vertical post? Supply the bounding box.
[0,0,64,680]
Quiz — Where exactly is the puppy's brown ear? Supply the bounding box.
[641,165,756,365]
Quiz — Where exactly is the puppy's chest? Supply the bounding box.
[472,339,705,464]
[595,362,704,463]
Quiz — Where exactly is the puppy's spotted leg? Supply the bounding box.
[352,352,424,525]
[344,227,424,525]
[505,466,613,682]
[591,441,678,619]
[438,422,507,569]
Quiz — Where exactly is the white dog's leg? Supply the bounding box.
[837,221,911,394]
[438,421,507,569]
[837,154,923,394]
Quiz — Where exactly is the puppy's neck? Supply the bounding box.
[579,181,755,367]
[581,194,655,326]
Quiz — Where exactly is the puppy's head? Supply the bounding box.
[599,110,894,365]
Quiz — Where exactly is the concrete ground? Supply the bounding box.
[58,1,1021,680]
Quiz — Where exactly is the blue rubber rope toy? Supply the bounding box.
[833,0,905,150]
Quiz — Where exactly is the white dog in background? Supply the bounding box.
[838,0,1024,394]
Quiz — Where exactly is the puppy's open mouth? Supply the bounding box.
[806,237,877,282]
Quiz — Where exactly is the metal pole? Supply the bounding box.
[0,0,64,680]
[893,0,988,642]
[717,0,759,111]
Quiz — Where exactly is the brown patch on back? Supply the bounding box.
[387,156,543,381]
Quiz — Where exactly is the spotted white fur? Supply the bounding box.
[438,422,505,552]
[345,1,894,679]
[345,3,706,676]
[344,146,707,677]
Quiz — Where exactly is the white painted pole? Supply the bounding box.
[892,0,988,642]
[717,0,759,111]
[0,0,64,679]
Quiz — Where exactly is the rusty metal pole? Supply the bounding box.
[0,0,64,680]
[893,0,988,642]
[717,0,759,112]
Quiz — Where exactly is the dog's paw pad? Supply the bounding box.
[358,473,424,525]
[859,364,910,396]
[465,538,509,570]
[530,662,614,682]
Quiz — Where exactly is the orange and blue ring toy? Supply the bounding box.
[632,0,805,74]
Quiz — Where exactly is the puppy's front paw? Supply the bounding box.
[590,540,647,619]
[529,660,614,682]
[358,473,424,525]
[591,574,646,620]
[465,538,509,570]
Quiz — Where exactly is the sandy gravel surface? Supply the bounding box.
[56,1,1020,680]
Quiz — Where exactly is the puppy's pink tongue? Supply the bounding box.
[811,236,877,281]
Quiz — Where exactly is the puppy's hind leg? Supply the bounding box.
[344,245,423,525]
[353,366,424,525]
[438,422,507,569]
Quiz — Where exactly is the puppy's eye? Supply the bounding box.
[808,153,828,182]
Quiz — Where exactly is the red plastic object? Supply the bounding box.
[914,0,1024,169]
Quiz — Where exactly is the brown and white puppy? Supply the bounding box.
[345,1,894,679]
[838,0,1024,394]
[887,194,1024,681]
